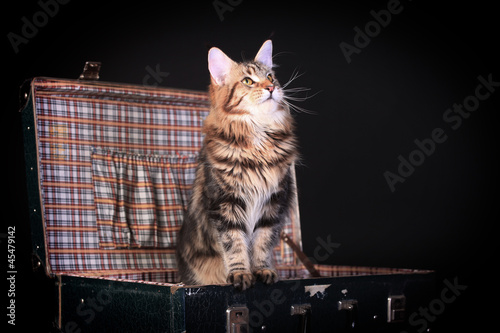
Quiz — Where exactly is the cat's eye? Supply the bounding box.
[267,74,273,82]
[241,77,254,86]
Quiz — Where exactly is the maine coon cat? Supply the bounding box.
[176,40,298,290]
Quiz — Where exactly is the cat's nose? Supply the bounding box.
[266,85,274,93]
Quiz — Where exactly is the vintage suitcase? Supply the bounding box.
[21,68,435,333]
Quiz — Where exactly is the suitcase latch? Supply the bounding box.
[227,306,249,333]
[291,304,311,333]
[338,299,358,331]
[387,295,406,323]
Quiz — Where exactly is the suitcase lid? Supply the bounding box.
[21,76,302,279]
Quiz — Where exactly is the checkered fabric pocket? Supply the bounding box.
[92,148,197,249]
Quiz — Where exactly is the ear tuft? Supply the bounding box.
[208,47,234,86]
[254,40,273,68]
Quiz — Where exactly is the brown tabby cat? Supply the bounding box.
[176,40,298,290]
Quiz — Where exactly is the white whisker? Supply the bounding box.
[282,68,305,89]
[283,89,321,101]
[283,87,311,92]
[283,96,309,102]
[281,99,317,115]
[277,68,319,115]
[282,88,312,96]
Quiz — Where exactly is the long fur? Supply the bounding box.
[176,40,298,290]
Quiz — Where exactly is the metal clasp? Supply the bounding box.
[338,299,358,331]
[291,304,311,333]
[227,306,249,333]
[387,295,406,323]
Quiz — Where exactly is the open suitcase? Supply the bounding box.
[21,66,435,333]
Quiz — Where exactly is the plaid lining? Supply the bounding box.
[32,78,299,279]
[66,265,430,287]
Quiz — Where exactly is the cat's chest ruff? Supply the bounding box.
[233,141,288,192]
[211,135,291,186]
[243,192,270,233]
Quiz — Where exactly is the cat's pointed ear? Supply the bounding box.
[254,40,273,68]
[208,47,235,86]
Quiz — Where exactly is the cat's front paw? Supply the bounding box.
[254,268,278,284]
[227,270,255,291]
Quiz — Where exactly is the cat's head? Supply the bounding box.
[208,40,286,119]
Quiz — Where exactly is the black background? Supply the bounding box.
[4,0,499,331]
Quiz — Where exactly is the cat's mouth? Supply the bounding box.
[254,88,282,106]
[262,96,277,105]
[263,91,281,104]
